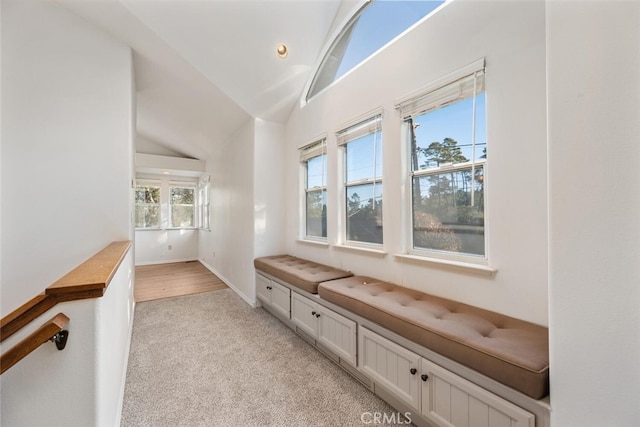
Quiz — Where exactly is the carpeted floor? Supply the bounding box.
[121,288,403,426]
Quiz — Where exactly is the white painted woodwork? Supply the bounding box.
[316,304,357,366]
[358,326,421,410]
[270,281,292,319]
[291,291,319,337]
[291,292,357,366]
[255,273,291,318]
[255,273,271,304]
[420,358,534,427]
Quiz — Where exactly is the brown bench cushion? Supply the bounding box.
[318,276,549,399]
[254,255,353,294]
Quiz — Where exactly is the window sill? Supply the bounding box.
[296,239,329,247]
[393,253,497,277]
[134,227,198,231]
[333,244,387,257]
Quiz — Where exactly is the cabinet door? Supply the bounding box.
[420,358,534,427]
[358,326,421,410]
[255,273,271,305]
[317,306,357,366]
[291,292,318,337]
[270,281,291,319]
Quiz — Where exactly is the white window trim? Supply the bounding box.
[169,184,197,229]
[337,114,384,248]
[393,253,496,276]
[300,138,328,241]
[397,59,489,265]
[135,180,162,230]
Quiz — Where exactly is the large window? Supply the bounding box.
[135,184,161,228]
[170,186,195,228]
[300,139,327,239]
[136,179,203,230]
[307,0,445,101]
[398,62,486,258]
[337,115,383,245]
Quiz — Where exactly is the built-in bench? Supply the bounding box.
[318,276,549,400]
[253,254,352,294]
[254,254,550,426]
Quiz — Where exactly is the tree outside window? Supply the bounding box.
[135,185,160,228]
[170,187,195,228]
[403,69,486,257]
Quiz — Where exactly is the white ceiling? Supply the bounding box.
[59,0,352,160]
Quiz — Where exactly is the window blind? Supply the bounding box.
[396,60,485,119]
[336,115,382,146]
[299,138,326,162]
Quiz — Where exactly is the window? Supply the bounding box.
[337,115,383,245]
[170,186,195,228]
[197,175,210,230]
[300,139,327,239]
[307,0,445,101]
[398,62,486,258]
[135,184,161,228]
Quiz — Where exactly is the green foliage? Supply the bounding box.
[418,137,468,169]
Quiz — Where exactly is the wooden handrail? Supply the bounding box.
[1,313,70,374]
[1,241,131,342]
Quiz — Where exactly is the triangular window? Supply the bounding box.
[307,0,446,101]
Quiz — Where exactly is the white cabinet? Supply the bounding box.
[420,358,534,427]
[358,326,534,427]
[358,326,422,410]
[255,273,290,319]
[291,292,357,366]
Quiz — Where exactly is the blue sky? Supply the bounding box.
[335,0,444,79]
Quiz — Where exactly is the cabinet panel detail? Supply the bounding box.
[317,307,357,365]
[256,273,270,303]
[421,358,534,427]
[291,291,317,336]
[270,281,291,318]
[256,273,290,319]
[358,326,420,410]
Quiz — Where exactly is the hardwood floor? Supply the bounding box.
[134,261,228,303]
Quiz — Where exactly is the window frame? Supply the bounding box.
[197,175,211,231]
[169,184,197,229]
[303,0,448,104]
[134,181,162,230]
[337,113,384,248]
[397,59,488,264]
[300,138,328,241]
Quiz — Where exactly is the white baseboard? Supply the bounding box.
[199,259,257,308]
[135,258,197,266]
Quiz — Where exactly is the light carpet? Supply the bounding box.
[121,288,403,426]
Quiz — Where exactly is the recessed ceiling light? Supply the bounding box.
[276,44,288,58]
[161,170,170,174]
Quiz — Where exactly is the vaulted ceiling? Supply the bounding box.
[59,0,358,160]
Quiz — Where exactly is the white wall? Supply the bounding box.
[135,228,198,265]
[253,119,286,259]
[199,118,287,305]
[547,1,640,425]
[1,0,134,314]
[0,0,135,425]
[199,119,256,304]
[284,0,549,325]
[134,174,200,265]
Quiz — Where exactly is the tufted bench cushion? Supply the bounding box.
[318,276,549,399]
[254,255,353,294]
